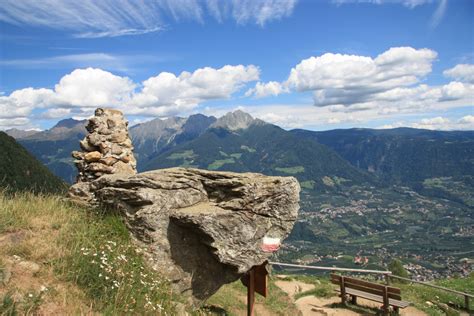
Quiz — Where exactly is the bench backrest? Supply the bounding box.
[331,273,402,300]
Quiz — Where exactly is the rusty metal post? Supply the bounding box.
[247,268,255,316]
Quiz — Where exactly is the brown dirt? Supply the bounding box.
[274,280,315,297]
[0,228,94,315]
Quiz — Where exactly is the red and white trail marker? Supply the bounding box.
[261,236,281,252]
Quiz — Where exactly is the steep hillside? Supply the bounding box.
[0,132,65,193]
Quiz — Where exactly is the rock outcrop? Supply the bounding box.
[69,108,300,305]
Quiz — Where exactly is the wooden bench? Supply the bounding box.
[330,273,410,315]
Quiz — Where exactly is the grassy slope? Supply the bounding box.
[0,191,176,315]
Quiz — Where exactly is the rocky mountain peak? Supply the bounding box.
[130,116,187,141]
[211,110,260,131]
[53,118,85,129]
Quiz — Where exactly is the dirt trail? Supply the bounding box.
[274,276,428,316]
[274,280,315,297]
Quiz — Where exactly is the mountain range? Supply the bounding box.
[5,110,473,271]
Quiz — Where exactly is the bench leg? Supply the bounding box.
[351,295,357,305]
[393,306,399,315]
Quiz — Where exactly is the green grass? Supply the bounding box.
[396,273,473,316]
[275,166,305,174]
[204,278,299,315]
[204,280,247,314]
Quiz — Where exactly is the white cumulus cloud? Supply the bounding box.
[247,47,473,119]
[0,65,259,129]
[459,115,474,125]
[53,68,136,108]
[286,47,437,106]
[443,64,474,83]
[130,65,259,112]
[245,81,287,98]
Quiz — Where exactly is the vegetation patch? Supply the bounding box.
[208,158,235,170]
[230,153,242,159]
[300,180,315,190]
[396,273,473,315]
[204,278,299,315]
[275,166,305,174]
[167,150,195,160]
[322,176,335,187]
[240,145,256,153]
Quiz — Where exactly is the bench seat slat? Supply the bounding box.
[335,288,410,308]
[331,274,401,295]
[343,281,401,300]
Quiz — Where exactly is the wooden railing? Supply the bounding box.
[269,261,391,275]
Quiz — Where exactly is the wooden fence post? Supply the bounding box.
[340,276,346,305]
[382,286,389,316]
[247,268,255,316]
[384,273,390,285]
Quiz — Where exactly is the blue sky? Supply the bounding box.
[0,0,473,131]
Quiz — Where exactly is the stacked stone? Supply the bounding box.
[72,108,137,182]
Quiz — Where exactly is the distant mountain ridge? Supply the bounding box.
[6,111,474,191]
[291,127,474,186]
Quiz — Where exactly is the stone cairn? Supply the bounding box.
[72,108,137,182]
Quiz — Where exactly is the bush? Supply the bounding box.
[388,259,408,278]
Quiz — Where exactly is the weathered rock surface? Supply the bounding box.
[69,108,300,305]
